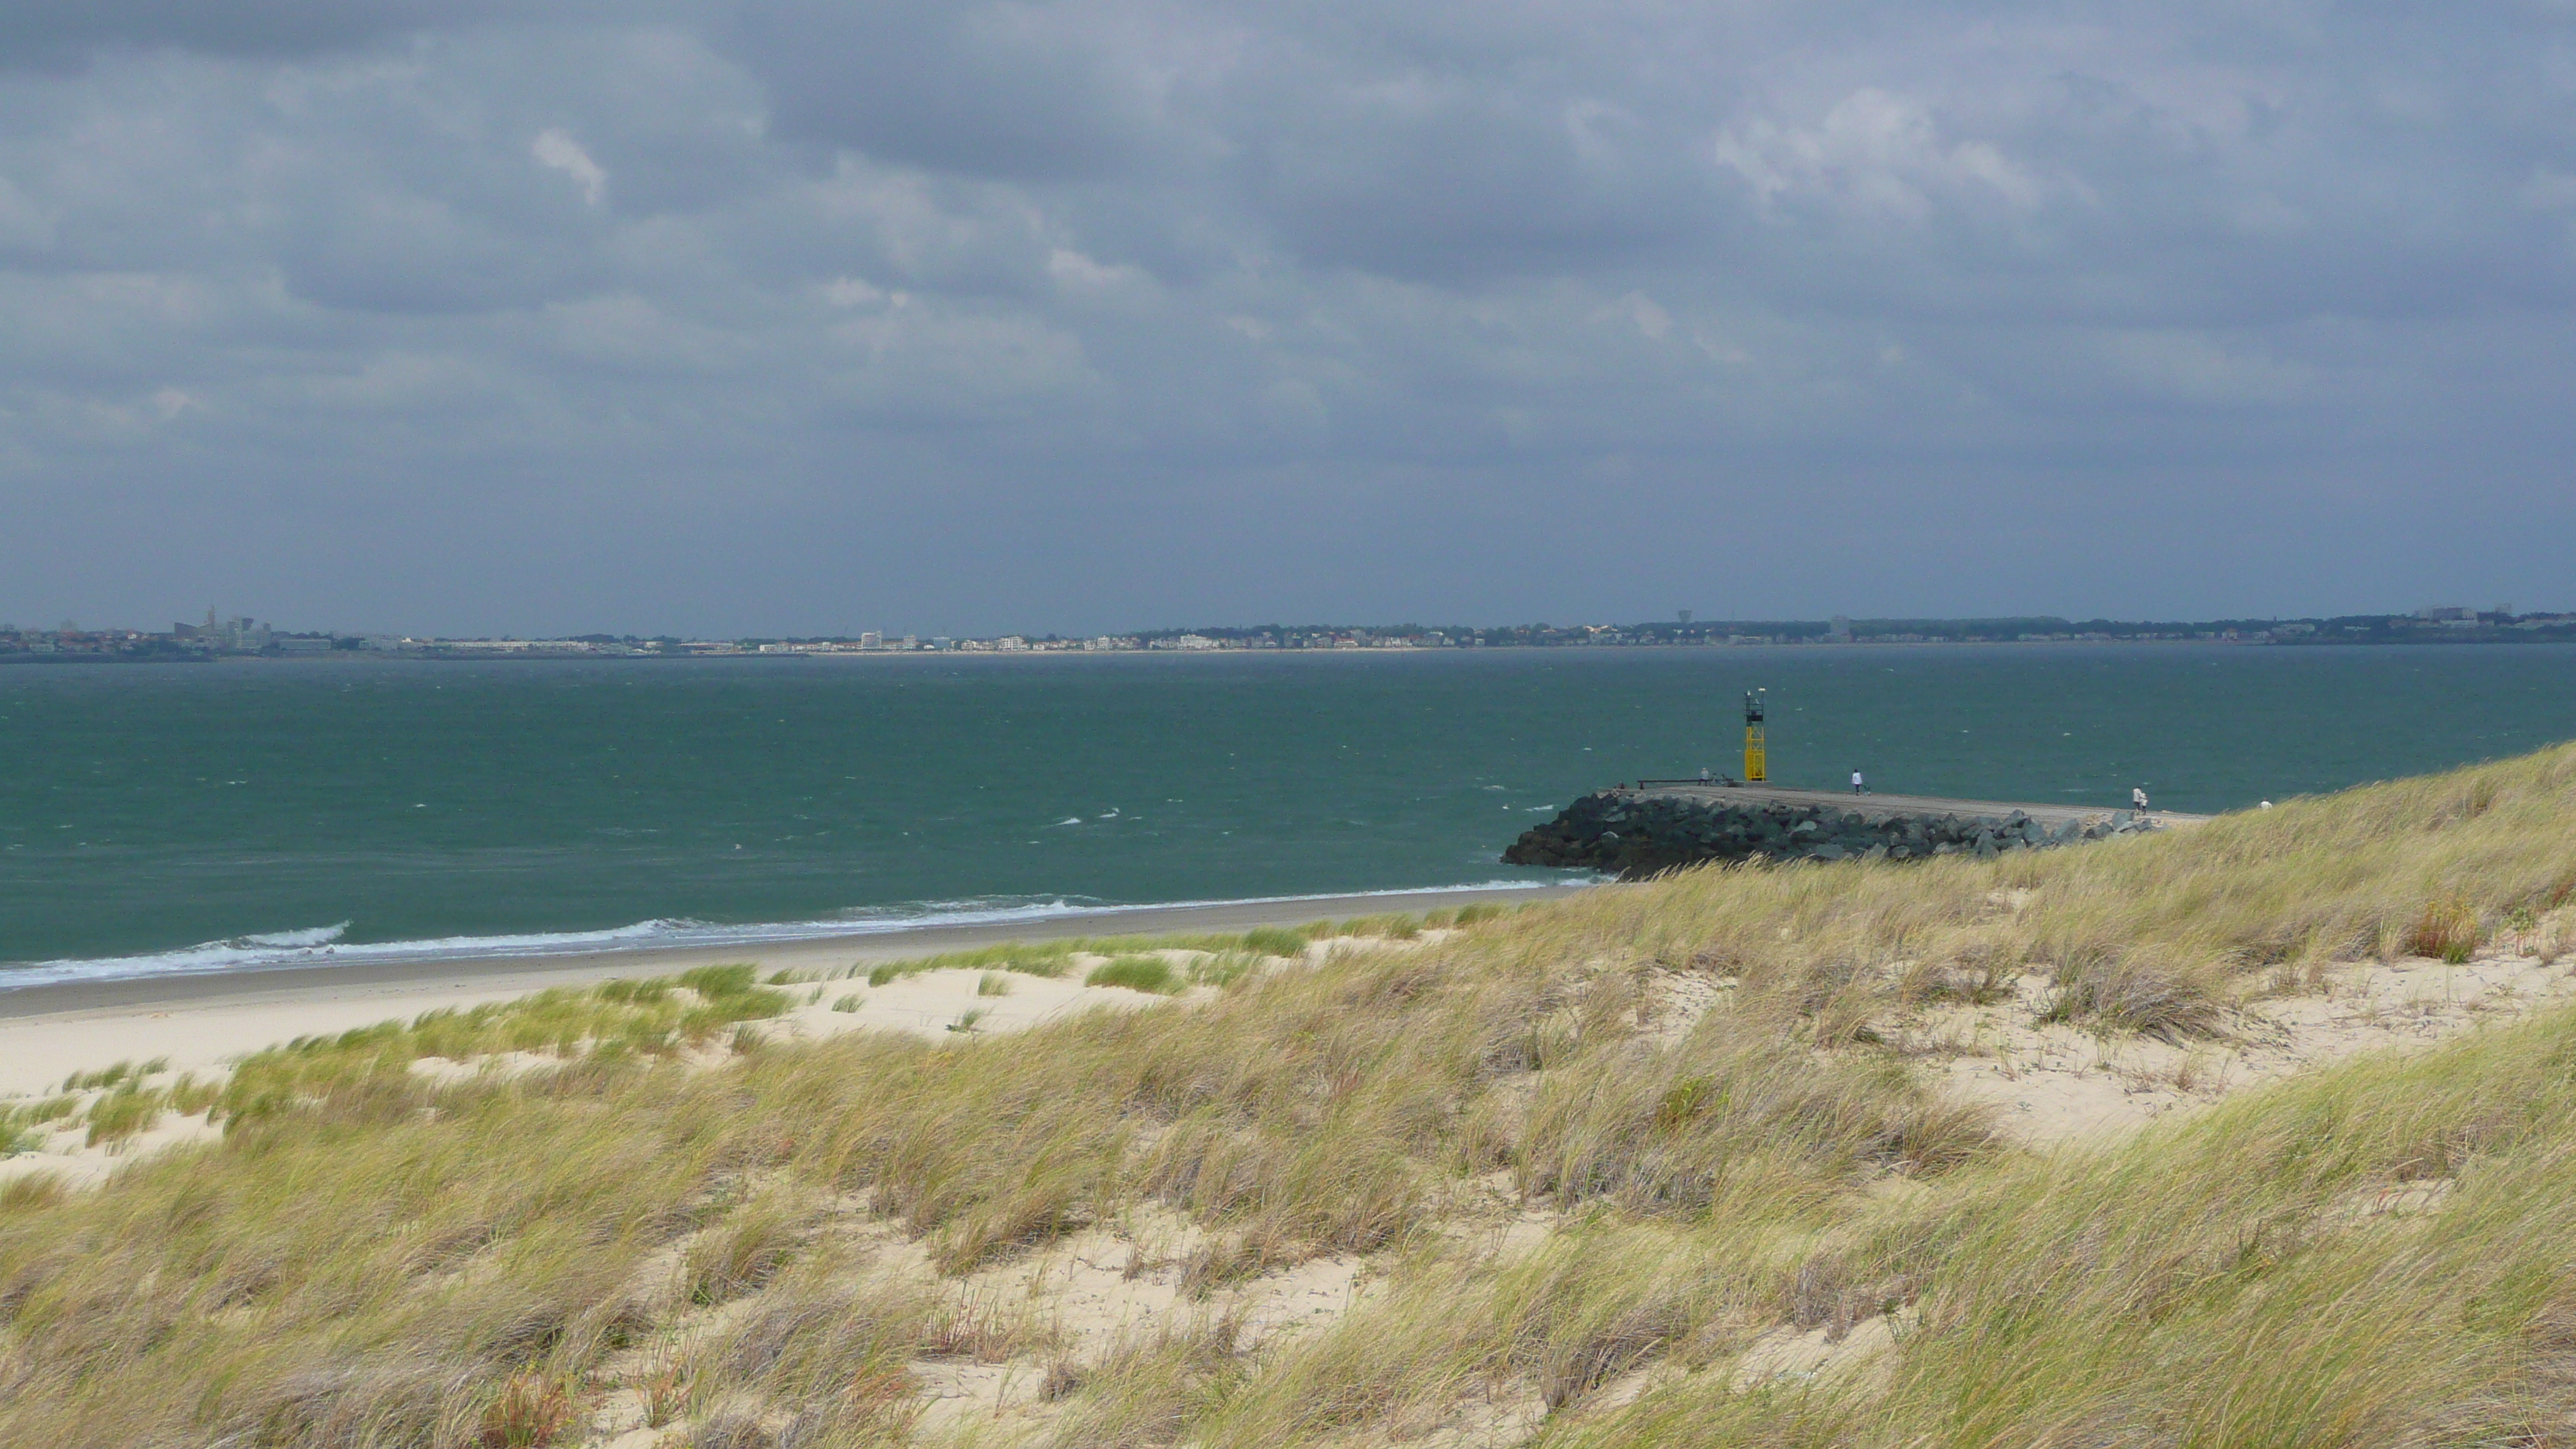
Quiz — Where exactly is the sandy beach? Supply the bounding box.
[0,883,1587,1098]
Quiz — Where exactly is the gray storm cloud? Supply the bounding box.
[2,1,2571,635]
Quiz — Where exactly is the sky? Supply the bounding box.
[3,1,2574,638]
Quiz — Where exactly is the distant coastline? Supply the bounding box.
[8,608,2572,663]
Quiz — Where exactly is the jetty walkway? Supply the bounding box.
[1505,782,2208,877]
[1627,782,2208,831]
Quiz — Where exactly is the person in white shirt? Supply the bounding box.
[1851,770,1866,795]
[2132,786,2150,813]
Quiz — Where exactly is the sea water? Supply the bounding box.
[5,645,2572,981]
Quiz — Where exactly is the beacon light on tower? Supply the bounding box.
[1743,689,1766,783]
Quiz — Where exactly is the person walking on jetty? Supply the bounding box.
[2132,786,2150,814]
[1852,770,1867,795]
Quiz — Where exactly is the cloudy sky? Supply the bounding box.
[4,1,2574,636]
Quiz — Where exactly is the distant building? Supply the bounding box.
[1828,615,1854,642]
[860,632,883,649]
[176,609,272,652]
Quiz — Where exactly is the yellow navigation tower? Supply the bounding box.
[1742,689,1767,783]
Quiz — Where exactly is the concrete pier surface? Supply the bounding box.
[1622,782,2210,830]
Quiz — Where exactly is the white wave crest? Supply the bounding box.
[1,880,1574,992]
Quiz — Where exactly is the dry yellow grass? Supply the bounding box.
[4,745,2576,1447]
[1560,1001,2576,1447]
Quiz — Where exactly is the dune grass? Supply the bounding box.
[862,931,1260,988]
[1,1094,77,1156]
[853,913,1475,988]
[3,746,2575,1445]
[1084,955,1180,994]
[0,1118,43,1159]
[1241,924,1319,957]
[1557,1000,2576,1447]
[80,1084,167,1147]
[0,870,1955,1444]
[213,966,793,1127]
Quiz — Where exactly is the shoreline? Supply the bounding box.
[0,883,1592,1095]
[2,636,2331,668]
[0,881,1588,999]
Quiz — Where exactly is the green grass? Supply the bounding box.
[1242,924,1318,957]
[848,915,1472,989]
[215,967,793,1125]
[860,927,1346,987]
[3,1095,89,1155]
[82,1086,167,1147]
[1336,912,1424,940]
[21,1094,78,1125]
[676,964,761,998]
[63,1060,136,1091]
[165,1075,221,1116]
[1084,955,1180,994]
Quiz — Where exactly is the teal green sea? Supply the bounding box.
[4,646,2572,980]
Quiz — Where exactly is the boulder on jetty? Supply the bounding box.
[1502,789,2160,879]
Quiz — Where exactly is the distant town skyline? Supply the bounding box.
[11,608,2574,662]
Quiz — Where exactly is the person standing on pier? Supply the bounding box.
[2132,786,2150,814]
[1851,770,1866,795]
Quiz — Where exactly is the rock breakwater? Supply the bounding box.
[1502,786,2162,879]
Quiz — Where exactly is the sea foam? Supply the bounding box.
[0,881,1560,991]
